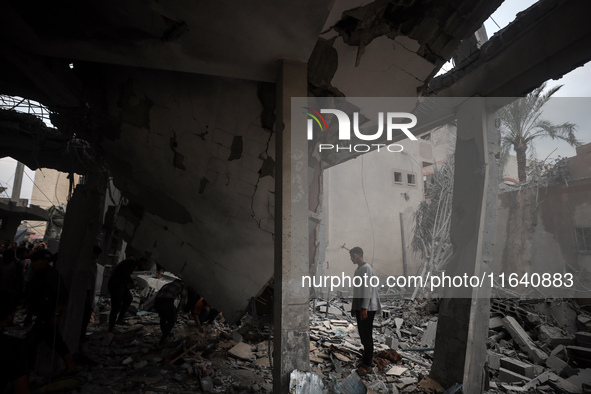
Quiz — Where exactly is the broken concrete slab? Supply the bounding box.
[503,316,548,364]
[385,366,407,376]
[489,316,504,331]
[546,355,570,376]
[498,367,529,383]
[419,321,437,348]
[228,342,255,361]
[547,373,583,394]
[500,357,535,378]
[488,352,502,370]
[539,325,576,348]
[385,336,399,350]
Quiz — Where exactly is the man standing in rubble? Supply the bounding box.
[349,246,381,376]
[108,256,147,332]
[154,279,187,347]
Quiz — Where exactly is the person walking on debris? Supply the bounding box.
[154,279,188,347]
[108,256,147,332]
[26,249,77,375]
[349,246,381,376]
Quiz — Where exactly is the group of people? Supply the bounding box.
[1,237,379,390]
[106,257,221,347]
[0,242,222,393]
[0,241,76,393]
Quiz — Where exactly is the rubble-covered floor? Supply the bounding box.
[4,295,591,393]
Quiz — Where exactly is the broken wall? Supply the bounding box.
[86,65,277,323]
[493,179,591,290]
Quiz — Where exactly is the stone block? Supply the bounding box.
[489,316,504,331]
[500,357,535,378]
[228,342,254,361]
[538,325,575,348]
[546,355,569,375]
[487,351,502,370]
[420,321,437,348]
[386,336,399,350]
[503,316,548,364]
[386,366,407,376]
[498,368,529,383]
[547,373,584,394]
[551,345,568,359]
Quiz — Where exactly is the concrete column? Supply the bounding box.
[429,99,499,392]
[11,161,24,202]
[56,172,106,352]
[273,60,310,393]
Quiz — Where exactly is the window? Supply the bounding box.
[575,227,591,251]
[394,172,403,184]
[407,174,416,185]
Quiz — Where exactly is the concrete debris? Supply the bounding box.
[502,316,548,364]
[228,342,255,361]
[5,273,590,394]
[288,370,324,393]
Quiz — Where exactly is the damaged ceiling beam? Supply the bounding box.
[427,0,591,97]
[0,109,93,174]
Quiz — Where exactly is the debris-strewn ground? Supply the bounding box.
[306,295,591,393]
[5,288,591,393]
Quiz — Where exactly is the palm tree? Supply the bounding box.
[499,82,581,183]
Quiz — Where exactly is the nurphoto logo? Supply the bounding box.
[304,108,418,153]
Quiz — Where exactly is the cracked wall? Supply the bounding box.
[89,66,276,323]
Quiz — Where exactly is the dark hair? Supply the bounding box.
[349,246,364,256]
[30,249,53,262]
[2,248,15,262]
[16,247,28,259]
[92,245,103,255]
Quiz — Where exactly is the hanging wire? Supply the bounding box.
[24,171,55,206]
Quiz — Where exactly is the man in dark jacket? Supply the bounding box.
[154,279,187,346]
[108,257,147,332]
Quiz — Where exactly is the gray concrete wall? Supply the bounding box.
[94,66,276,323]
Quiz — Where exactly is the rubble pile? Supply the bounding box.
[5,273,590,393]
[308,295,442,393]
[75,313,274,393]
[485,299,591,393]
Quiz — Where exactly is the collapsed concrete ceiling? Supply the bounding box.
[1,0,589,322]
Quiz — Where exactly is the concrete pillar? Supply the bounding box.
[11,161,24,202]
[429,99,499,392]
[273,60,310,393]
[56,172,106,352]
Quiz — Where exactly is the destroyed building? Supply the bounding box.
[1,0,591,392]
